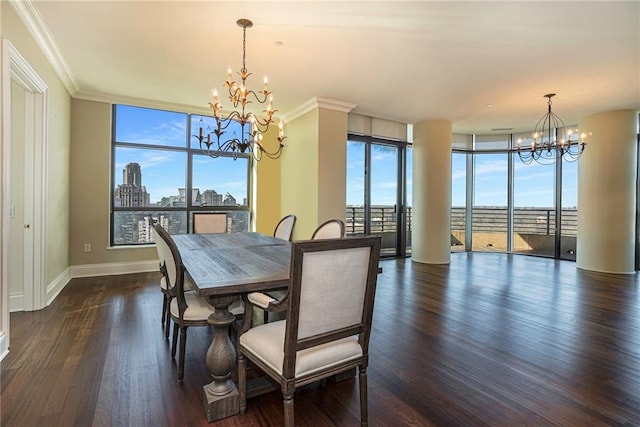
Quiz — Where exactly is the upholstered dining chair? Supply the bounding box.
[152,223,243,381]
[238,236,382,426]
[152,224,173,334]
[273,214,296,241]
[311,218,346,240]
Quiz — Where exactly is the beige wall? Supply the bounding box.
[2,4,71,285]
[317,108,347,225]
[280,104,350,240]
[254,125,282,235]
[281,109,320,240]
[70,99,157,265]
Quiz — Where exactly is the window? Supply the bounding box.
[111,105,250,246]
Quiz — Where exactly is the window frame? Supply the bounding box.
[110,104,252,246]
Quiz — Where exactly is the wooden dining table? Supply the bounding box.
[172,232,291,423]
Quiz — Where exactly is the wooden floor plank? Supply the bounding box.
[2,252,640,425]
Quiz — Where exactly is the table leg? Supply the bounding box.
[203,295,239,422]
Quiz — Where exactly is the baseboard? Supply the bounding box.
[47,267,71,306]
[9,292,24,312]
[70,260,158,279]
[0,331,8,362]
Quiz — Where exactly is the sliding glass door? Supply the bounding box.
[346,136,410,257]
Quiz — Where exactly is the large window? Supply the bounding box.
[454,132,579,260]
[111,105,250,246]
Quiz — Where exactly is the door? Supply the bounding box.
[346,136,409,257]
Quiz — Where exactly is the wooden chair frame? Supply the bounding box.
[238,236,382,426]
[311,218,346,240]
[273,214,297,241]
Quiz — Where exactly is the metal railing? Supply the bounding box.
[346,205,577,236]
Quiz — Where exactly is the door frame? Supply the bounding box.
[2,40,48,351]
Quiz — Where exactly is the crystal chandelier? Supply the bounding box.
[517,94,587,165]
[195,18,285,161]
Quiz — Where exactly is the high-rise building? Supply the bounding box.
[114,162,150,207]
[223,192,237,206]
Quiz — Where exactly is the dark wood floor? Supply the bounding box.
[2,252,640,426]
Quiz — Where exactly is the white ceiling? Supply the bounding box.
[18,1,640,134]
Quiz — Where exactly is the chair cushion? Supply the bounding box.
[161,275,195,292]
[170,293,244,321]
[170,292,214,321]
[239,320,362,377]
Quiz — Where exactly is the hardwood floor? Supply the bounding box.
[2,252,640,426]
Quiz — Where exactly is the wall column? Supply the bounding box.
[412,119,452,264]
[280,97,355,239]
[577,110,638,273]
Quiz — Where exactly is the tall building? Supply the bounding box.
[114,162,150,207]
[223,192,237,206]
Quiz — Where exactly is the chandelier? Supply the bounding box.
[195,18,285,161]
[517,94,587,165]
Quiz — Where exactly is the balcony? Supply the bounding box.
[345,205,577,259]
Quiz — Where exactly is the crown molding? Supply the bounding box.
[282,97,357,123]
[8,0,79,95]
[74,90,213,115]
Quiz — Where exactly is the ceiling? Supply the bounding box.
[17,1,640,134]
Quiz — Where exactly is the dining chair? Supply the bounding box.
[238,236,382,426]
[152,225,173,332]
[273,214,296,241]
[193,212,228,234]
[311,218,346,240]
[152,223,243,381]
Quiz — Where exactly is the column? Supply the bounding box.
[577,110,638,273]
[412,119,452,264]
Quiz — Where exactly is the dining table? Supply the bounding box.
[172,232,291,422]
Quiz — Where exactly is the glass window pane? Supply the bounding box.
[191,154,249,207]
[346,140,365,235]
[513,160,556,256]
[114,146,186,207]
[371,144,398,256]
[114,211,187,245]
[451,153,467,251]
[473,153,508,252]
[191,114,243,151]
[115,105,187,148]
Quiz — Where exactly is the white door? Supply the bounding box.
[8,80,36,312]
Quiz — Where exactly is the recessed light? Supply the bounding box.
[487,104,494,108]
[275,41,284,47]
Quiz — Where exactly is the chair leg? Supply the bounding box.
[178,326,187,382]
[238,352,247,414]
[359,366,368,426]
[161,294,168,327]
[165,301,172,339]
[283,393,294,427]
[171,321,178,359]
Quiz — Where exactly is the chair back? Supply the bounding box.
[274,214,296,241]
[152,224,188,309]
[283,236,381,377]
[193,212,228,234]
[311,219,345,240]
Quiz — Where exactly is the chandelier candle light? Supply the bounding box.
[195,18,285,160]
[517,93,588,165]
